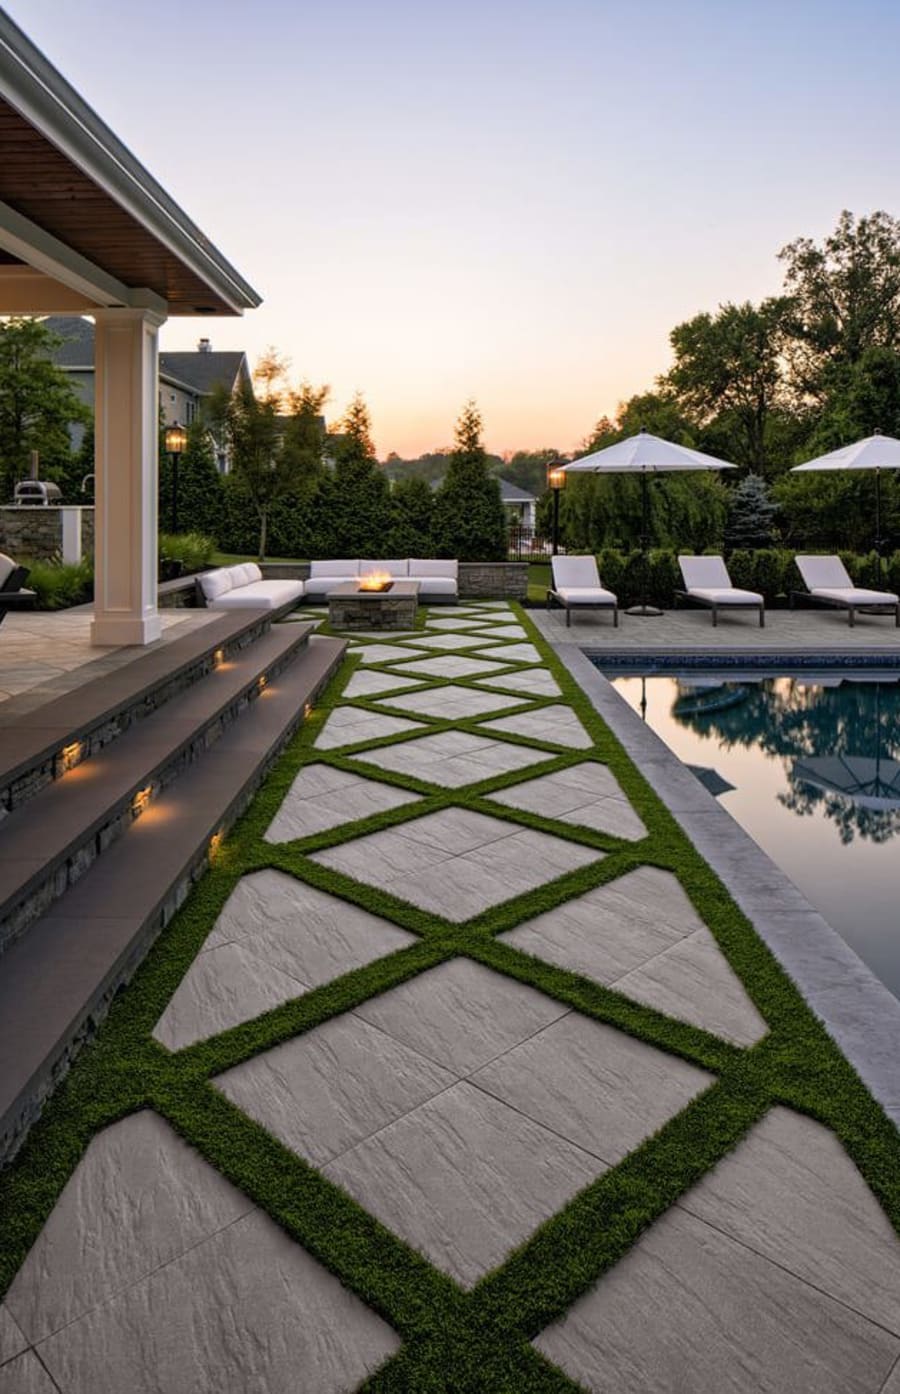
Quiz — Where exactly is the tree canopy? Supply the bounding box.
[0,318,89,501]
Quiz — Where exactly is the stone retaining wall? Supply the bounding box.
[0,507,94,563]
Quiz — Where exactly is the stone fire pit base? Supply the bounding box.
[327,580,420,631]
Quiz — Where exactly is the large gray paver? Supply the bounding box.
[472,1013,712,1164]
[882,1366,900,1394]
[356,728,545,787]
[391,654,511,679]
[313,807,599,921]
[0,1305,27,1364]
[0,1353,57,1393]
[501,867,701,982]
[474,642,542,664]
[471,624,528,639]
[204,871,415,987]
[37,1208,399,1394]
[341,669,423,698]
[324,1080,601,1288]
[614,928,768,1046]
[375,685,529,720]
[425,616,489,630]
[350,642,420,664]
[477,668,561,697]
[678,1106,900,1336]
[152,940,307,1051]
[215,1013,455,1166]
[264,762,421,841]
[355,958,571,1074]
[313,705,423,750]
[489,763,647,838]
[481,703,593,749]
[403,632,493,651]
[534,1204,898,1394]
[5,1112,253,1344]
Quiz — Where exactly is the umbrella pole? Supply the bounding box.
[875,467,883,576]
[626,470,663,616]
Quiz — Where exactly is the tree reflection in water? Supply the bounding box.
[671,677,900,845]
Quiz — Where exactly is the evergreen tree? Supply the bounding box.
[282,381,329,493]
[389,474,434,555]
[432,401,507,560]
[0,317,89,499]
[212,380,292,559]
[318,393,392,555]
[724,474,779,550]
[175,421,224,540]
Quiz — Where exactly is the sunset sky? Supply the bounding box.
[6,0,900,457]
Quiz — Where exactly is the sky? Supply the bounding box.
[5,0,900,457]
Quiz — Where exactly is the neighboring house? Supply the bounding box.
[498,477,537,529]
[44,317,251,472]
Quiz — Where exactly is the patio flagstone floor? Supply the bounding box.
[1,599,899,1392]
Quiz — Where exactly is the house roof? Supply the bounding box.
[41,314,95,368]
[158,351,248,396]
[0,12,261,316]
[498,478,537,503]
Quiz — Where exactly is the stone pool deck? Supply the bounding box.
[1,601,899,1393]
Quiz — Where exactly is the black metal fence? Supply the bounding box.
[507,525,555,561]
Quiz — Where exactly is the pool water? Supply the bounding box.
[609,672,900,1000]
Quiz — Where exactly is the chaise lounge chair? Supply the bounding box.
[0,551,34,625]
[547,556,618,627]
[676,556,765,627]
[791,555,900,627]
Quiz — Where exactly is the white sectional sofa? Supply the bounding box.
[197,563,305,611]
[304,558,458,601]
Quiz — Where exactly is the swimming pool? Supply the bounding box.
[607,669,900,1001]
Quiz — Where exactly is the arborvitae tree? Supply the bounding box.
[389,474,435,555]
[432,401,507,560]
[318,393,392,555]
[0,317,89,499]
[175,420,224,541]
[725,473,779,550]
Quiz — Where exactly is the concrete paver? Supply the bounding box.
[374,684,530,720]
[488,763,647,838]
[313,706,424,749]
[481,704,593,749]
[355,728,545,786]
[264,763,421,840]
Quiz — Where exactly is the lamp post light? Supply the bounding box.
[164,422,188,533]
[547,462,567,556]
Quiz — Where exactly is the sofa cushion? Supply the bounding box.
[243,562,263,583]
[358,560,409,577]
[409,559,458,579]
[208,580,304,611]
[310,559,360,577]
[0,553,15,590]
[304,574,357,596]
[416,577,458,595]
[198,568,233,601]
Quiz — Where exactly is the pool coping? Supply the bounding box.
[553,640,900,1131]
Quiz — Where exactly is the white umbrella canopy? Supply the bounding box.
[562,429,736,614]
[791,430,900,560]
[564,429,737,474]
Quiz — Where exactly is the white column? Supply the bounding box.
[91,307,164,646]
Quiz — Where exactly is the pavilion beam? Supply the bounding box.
[91,306,164,647]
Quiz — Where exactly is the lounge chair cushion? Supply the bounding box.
[554,586,618,605]
[552,556,602,589]
[679,555,733,591]
[208,580,305,610]
[684,587,763,605]
[809,586,899,606]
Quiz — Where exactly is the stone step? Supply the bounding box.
[0,605,290,816]
[0,620,316,955]
[0,634,346,1161]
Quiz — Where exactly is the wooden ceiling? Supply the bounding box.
[0,98,236,315]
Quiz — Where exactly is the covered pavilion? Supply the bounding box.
[0,10,261,645]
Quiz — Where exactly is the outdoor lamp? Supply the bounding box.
[547,461,567,556]
[165,423,188,533]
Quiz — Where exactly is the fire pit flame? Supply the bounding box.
[358,571,392,592]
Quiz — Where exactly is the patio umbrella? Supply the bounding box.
[563,429,736,615]
[793,753,900,811]
[790,430,900,563]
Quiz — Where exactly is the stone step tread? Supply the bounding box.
[0,635,346,1146]
[0,605,286,784]
[0,622,315,923]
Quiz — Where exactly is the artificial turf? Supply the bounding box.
[1,600,898,1393]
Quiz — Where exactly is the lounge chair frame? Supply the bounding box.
[546,587,618,628]
[674,590,764,628]
[789,590,900,628]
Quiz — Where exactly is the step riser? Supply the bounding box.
[0,638,346,1164]
[0,633,305,956]
[0,613,275,816]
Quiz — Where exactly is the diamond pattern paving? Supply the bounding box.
[355,729,547,786]
[472,623,528,639]
[391,654,512,679]
[474,642,542,663]
[349,642,418,664]
[5,1116,398,1394]
[342,669,423,698]
[264,763,421,840]
[481,703,594,749]
[153,873,415,1048]
[476,668,562,697]
[373,684,530,720]
[489,763,647,838]
[311,806,599,920]
[404,632,493,651]
[535,1106,900,1393]
[425,616,490,630]
[313,705,424,749]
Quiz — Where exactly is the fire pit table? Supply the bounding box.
[327,579,421,631]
